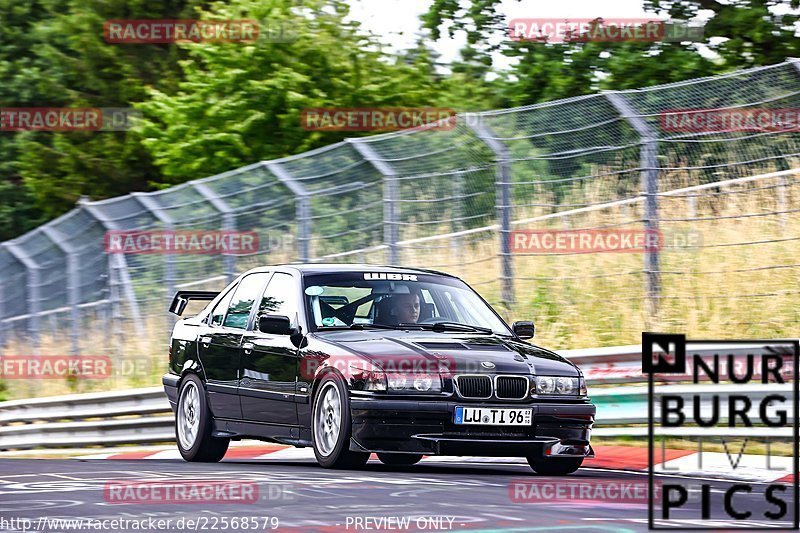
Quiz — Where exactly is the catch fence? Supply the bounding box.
[3,59,800,354]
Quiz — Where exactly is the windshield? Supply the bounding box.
[303,272,512,335]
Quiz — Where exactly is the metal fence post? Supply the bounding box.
[78,200,144,339]
[451,170,465,267]
[265,162,310,262]
[783,58,800,234]
[467,116,515,309]
[778,176,788,235]
[104,259,117,355]
[132,193,176,338]
[41,226,80,355]
[191,181,237,283]
[349,139,399,265]
[605,92,661,316]
[3,242,41,349]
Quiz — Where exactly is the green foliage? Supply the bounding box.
[648,0,800,68]
[0,0,200,232]
[137,0,488,184]
[423,0,800,104]
[0,0,496,239]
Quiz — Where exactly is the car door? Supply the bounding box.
[239,272,301,426]
[198,272,271,420]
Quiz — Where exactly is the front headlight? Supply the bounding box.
[387,373,442,393]
[535,376,585,396]
[350,363,387,392]
[351,364,442,394]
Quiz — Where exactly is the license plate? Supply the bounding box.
[454,406,532,426]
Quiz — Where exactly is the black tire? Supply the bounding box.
[311,374,370,469]
[527,457,583,476]
[176,374,229,462]
[377,453,423,466]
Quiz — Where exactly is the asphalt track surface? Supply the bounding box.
[0,457,795,532]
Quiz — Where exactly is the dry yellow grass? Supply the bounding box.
[0,315,167,399]
[403,172,800,348]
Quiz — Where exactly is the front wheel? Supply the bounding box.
[312,375,370,469]
[176,374,229,462]
[527,457,583,476]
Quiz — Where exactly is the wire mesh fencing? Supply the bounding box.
[2,58,800,367]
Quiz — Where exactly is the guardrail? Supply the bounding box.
[0,387,172,449]
[559,342,787,384]
[0,343,793,449]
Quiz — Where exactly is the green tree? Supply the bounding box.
[423,0,800,104]
[0,0,202,233]
[649,0,800,68]
[0,0,497,239]
[138,0,489,183]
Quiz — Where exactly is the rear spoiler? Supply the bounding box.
[169,290,219,316]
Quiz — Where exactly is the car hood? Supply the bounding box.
[316,330,579,376]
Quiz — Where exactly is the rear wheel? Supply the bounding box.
[176,374,229,462]
[377,453,423,466]
[312,375,370,469]
[526,457,583,476]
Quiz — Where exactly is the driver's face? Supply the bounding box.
[394,294,420,323]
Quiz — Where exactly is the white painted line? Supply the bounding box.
[143,449,183,460]
[74,453,116,459]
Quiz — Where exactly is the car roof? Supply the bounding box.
[241,263,458,278]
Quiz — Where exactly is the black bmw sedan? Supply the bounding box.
[163,264,595,475]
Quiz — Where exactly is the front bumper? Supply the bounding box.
[163,373,180,413]
[349,396,595,458]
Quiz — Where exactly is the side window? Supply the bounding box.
[444,291,466,323]
[258,273,298,326]
[420,289,439,317]
[222,273,270,329]
[210,288,235,326]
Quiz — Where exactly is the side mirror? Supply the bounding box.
[258,314,294,335]
[512,321,535,339]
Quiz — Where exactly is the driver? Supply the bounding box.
[392,292,420,324]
